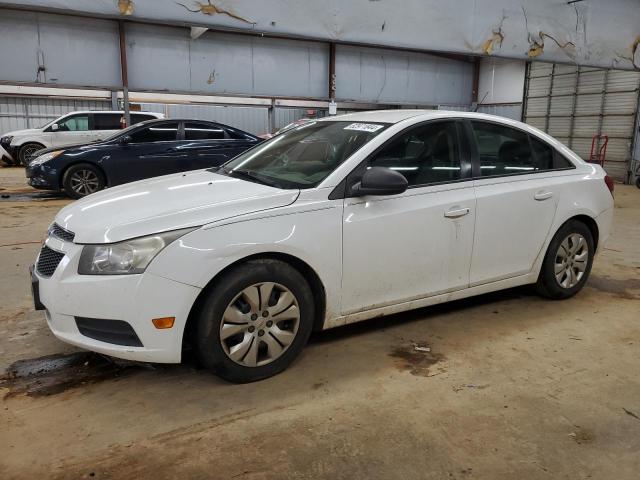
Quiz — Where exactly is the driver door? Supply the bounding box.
[106,121,184,185]
[340,120,476,314]
[52,113,91,147]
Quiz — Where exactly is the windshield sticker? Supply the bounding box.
[343,123,384,132]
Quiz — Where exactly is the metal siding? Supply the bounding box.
[0,96,111,134]
[475,104,522,120]
[127,23,328,98]
[524,62,640,182]
[336,45,472,106]
[0,10,120,87]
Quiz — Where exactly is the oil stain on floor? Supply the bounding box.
[0,352,145,398]
[388,342,445,377]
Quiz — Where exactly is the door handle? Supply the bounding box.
[534,190,553,201]
[444,207,470,218]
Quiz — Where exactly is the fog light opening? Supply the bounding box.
[152,316,175,329]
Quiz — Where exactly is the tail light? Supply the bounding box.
[604,175,614,196]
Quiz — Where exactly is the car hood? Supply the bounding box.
[33,141,103,157]
[2,128,42,139]
[54,169,300,243]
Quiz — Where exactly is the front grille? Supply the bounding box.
[49,223,75,242]
[36,246,65,277]
[75,317,143,347]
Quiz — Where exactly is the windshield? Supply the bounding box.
[221,120,389,189]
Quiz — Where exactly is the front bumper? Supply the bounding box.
[35,235,202,363]
[25,163,59,190]
[0,143,14,163]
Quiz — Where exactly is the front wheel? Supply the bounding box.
[62,163,105,198]
[193,259,315,383]
[536,220,594,299]
[635,176,640,189]
[18,142,45,166]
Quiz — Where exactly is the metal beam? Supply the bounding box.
[118,20,130,127]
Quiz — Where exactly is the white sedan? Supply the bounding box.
[33,110,614,382]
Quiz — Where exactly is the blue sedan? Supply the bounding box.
[26,119,261,198]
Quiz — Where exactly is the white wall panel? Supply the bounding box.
[336,45,472,106]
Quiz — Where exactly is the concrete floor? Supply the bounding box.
[1,165,639,479]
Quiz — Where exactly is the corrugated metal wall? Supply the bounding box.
[524,62,640,182]
[0,96,111,133]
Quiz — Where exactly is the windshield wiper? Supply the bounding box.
[228,169,279,188]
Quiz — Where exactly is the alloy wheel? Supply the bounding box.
[554,233,589,289]
[220,282,300,367]
[21,145,41,164]
[69,169,100,196]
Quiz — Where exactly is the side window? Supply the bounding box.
[471,121,534,175]
[92,114,121,131]
[57,114,89,132]
[184,122,226,140]
[531,136,573,170]
[129,122,178,143]
[368,121,460,186]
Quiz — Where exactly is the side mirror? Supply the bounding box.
[50,123,59,132]
[119,135,132,145]
[351,166,408,197]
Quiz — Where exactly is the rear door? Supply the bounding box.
[466,120,572,285]
[51,113,91,147]
[106,121,183,185]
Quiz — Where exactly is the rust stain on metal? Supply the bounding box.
[522,7,574,59]
[176,1,256,24]
[117,0,134,16]
[482,13,506,55]
[616,36,640,70]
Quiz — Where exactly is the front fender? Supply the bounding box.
[147,205,343,320]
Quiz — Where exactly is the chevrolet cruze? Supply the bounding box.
[32,110,614,383]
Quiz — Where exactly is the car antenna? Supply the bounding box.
[473,92,489,112]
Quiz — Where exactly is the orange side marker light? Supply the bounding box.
[152,317,175,329]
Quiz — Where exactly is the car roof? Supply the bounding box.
[318,109,523,125]
[60,110,162,115]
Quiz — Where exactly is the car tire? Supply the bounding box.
[193,259,315,383]
[62,163,105,199]
[536,219,594,300]
[635,176,640,189]
[18,142,45,166]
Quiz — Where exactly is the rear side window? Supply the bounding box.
[369,121,460,186]
[184,122,225,140]
[531,136,573,169]
[93,114,121,130]
[471,121,534,175]
[129,122,178,143]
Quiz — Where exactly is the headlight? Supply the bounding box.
[1,135,13,144]
[29,150,64,166]
[78,227,196,275]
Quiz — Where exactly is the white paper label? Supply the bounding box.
[343,123,384,132]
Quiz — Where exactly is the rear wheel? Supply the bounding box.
[62,163,105,198]
[536,220,594,299]
[193,259,315,383]
[635,176,640,189]
[18,142,45,166]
